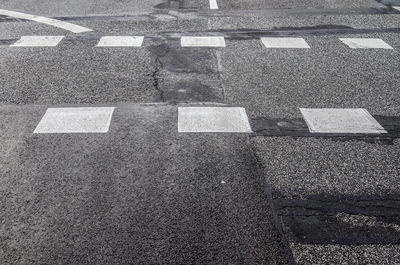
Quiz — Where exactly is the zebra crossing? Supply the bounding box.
[25,105,394,135]
[6,35,396,49]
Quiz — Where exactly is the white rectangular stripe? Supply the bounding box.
[300,108,387,134]
[181,36,226,47]
[339,38,393,49]
[97,36,144,47]
[209,0,219,9]
[393,6,400,11]
[11,36,64,47]
[178,107,252,133]
[34,107,115,134]
[261,37,310,49]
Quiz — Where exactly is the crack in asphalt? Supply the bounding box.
[151,56,165,102]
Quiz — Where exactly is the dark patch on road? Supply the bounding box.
[161,80,220,102]
[273,193,400,244]
[204,7,400,16]
[223,26,400,39]
[0,39,16,45]
[273,24,353,30]
[250,116,400,144]
[148,43,214,73]
[147,43,224,103]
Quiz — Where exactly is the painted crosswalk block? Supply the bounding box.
[261,37,310,49]
[209,0,219,9]
[97,36,144,47]
[300,108,387,134]
[181,36,226,47]
[178,107,252,133]
[339,38,393,49]
[34,107,115,134]
[11,36,64,47]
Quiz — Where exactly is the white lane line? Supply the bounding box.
[97,36,144,47]
[11,36,64,47]
[0,9,92,33]
[34,107,115,134]
[394,6,400,11]
[181,36,226,47]
[178,107,252,133]
[209,0,219,9]
[261,37,310,49]
[339,38,393,49]
[300,108,387,134]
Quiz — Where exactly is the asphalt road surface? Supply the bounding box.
[0,0,399,264]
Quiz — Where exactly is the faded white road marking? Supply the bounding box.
[394,6,400,11]
[209,0,219,9]
[261,37,310,49]
[300,108,387,134]
[0,9,92,33]
[181,36,225,47]
[34,107,115,134]
[178,107,252,133]
[97,36,144,47]
[11,36,64,47]
[339,38,393,49]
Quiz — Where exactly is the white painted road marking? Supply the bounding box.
[300,108,387,134]
[261,37,311,49]
[394,6,400,11]
[181,36,226,47]
[97,36,144,47]
[339,38,393,49]
[11,36,64,47]
[209,0,219,9]
[34,107,115,134]
[178,107,252,133]
[0,9,92,33]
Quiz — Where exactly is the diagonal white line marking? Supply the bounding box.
[209,0,219,9]
[0,9,93,33]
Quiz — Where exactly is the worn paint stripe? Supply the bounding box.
[339,38,393,49]
[181,36,226,47]
[0,9,92,33]
[11,36,64,47]
[96,36,144,47]
[34,107,115,134]
[300,108,387,134]
[178,107,252,133]
[209,0,219,9]
[261,37,311,48]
